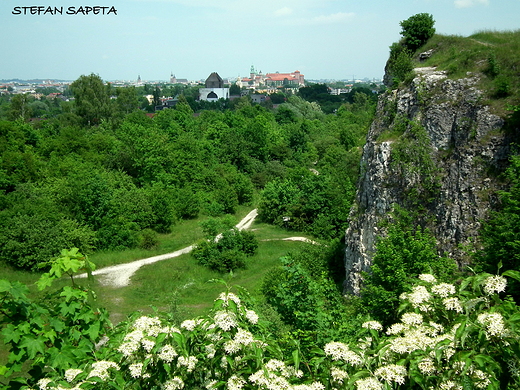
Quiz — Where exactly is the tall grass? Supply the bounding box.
[416,30,520,115]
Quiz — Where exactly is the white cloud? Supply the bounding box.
[274,7,293,17]
[454,0,489,8]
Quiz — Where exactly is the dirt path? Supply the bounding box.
[77,209,266,288]
[78,209,315,288]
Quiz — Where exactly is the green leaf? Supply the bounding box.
[19,337,45,359]
[1,324,23,344]
[47,347,77,370]
[0,280,11,293]
[502,270,520,283]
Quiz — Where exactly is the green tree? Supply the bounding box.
[399,13,436,52]
[477,154,520,300]
[70,73,113,126]
[361,208,456,325]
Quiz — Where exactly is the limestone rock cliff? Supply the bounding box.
[344,67,512,294]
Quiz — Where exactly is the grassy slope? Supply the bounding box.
[0,205,315,323]
[417,30,520,117]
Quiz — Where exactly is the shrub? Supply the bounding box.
[192,228,258,272]
[399,13,436,52]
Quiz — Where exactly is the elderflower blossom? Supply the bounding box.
[432,283,456,298]
[330,367,349,384]
[224,340,241,354]
[401,312,423,326]
[204,379,218,390]
[213,310,238,331]
[64,369,82,383]
[419,274,437,283]
[374,364,407,385]
[129,363,144,378]
[439,380,462,390]
[177,356,198,372]
[234,328,254,346]
[245,309,259,324]
[227,375,246,390]
[324,342,362,365]
[158,344,178,362]
[216,292,241,307]
[37,378,53,390]
[483,275,507,295]
[477,312,506,338]
[164,377,184,390]
[141,338,155,352]
[133,315,162,336]
[355,376,383,390]
[443,297,463,313]
[418,357,436,375]
[472,369,491,389]
[362,321,383,331]
[386,323,406,335]
[403,285,432,311]
[249,369,291,389]
[181,319,197,331]
[88,361,120,380]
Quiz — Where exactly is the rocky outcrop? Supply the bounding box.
[344,68,511,295]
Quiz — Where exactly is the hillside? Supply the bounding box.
[344,30,520,294]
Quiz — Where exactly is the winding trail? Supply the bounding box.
[77,209,275,288]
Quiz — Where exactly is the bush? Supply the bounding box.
[138,228,159,250]
[192,228,258,272]
[399,13,436,52]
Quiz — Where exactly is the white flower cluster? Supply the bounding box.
[330,367,349,384]
[401,312,423,326]
[216,292,241,307]
[224,327,256,353]
[477,312,507,339]
[324,342,362,365]
[177,356,198,372]
[362,321,383,330]
[64,369,82,383]
[163,376,184,390]
[213,310,238,331]
[417,357,436,375]
[129,363,144,378]
[483,275,507,295]
[158,344,178,363]
[401,285,431,311]
[374,364,407,385]
[432,283,456,298]
[443,297,463,313]
[419,274,437,283]
[355,376,383,390]
[37,378,53,390]
[245,309,259,324]
[227,375,246,390]
[249,360,317,390]
[133,315,163,336]
[438,380,462,390]
[87,361,120,380]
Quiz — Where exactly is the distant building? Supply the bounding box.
[170,72,189,84]
[199,72,230,101]
[237,66,305,90]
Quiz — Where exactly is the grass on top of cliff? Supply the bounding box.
[417,30,520,116]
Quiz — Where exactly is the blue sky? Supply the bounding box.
[1,0,519,82]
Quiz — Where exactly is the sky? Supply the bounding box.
[1,0,519,82]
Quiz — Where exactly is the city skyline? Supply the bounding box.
[1,0,519,82]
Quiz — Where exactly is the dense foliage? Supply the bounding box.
[0,74,374,271]
[2,263,519,390]
[399,13,436,52]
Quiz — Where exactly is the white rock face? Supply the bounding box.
[343,69,510,295]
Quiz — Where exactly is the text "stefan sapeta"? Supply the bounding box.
[12,6,117,15]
